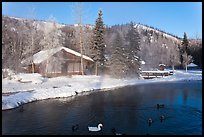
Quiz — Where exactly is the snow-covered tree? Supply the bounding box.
[109,32,129,78]
[72,2,85,75]
[126,22,140,54]
[39,15,65,76]
[91,10,106,75]
[169,47,180,72]
[27,7,38,73]
[182,51,193,72]
[125,22,141,76]
[2,19,28,72]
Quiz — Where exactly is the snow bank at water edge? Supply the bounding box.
[2,70,202,110]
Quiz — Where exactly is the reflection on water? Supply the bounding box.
[2,81,202,135]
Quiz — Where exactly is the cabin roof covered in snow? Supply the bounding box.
[21,46,94,65]
[140,61,145,65]
[187,63,198,67]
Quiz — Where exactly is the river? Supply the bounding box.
[2,80,202,135]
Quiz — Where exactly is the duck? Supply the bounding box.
[148,118,153,126]
[17,102,24,112]
[160,115,165,122]
[19,105,24,112]
[75,91,78,95]
[88,123,103,132]
[111,128,124,135]
[157,104,164,109]
[72,124,79,132]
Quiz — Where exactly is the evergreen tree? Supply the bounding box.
[125,22,141,77]
[178,44,183,69]
[179,32,190,69]
[182,32,189,55]
[109,32,129,78]
[91,10,106,75]
[126,22,140,53]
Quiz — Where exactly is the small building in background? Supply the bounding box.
[21,46,94,77]
[158,64,166,71]
[187,63,199,70]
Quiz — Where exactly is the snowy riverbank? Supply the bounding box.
[2,70,202,110]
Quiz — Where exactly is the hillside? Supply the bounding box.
[2,16,202,74]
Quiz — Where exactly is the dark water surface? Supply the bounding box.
[2,81,202,135]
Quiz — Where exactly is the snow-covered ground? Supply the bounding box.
[2,70,202,110]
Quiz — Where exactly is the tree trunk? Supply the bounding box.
[95,63,98,75]
[185,65,187,72]
[45,61,48,77]
[172,65,174,72]
[31,36,35,73]
[79,9,84,75]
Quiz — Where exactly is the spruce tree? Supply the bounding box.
[109,32,129,78]
[180,32,190,69]
[91,10,106,75]
[126,22,140,53]
[178,44,184,69]
[125,22,141,77]
[182,32,189,55]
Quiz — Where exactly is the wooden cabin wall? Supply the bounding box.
[28,49,94,77]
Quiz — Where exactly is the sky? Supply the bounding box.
[2,2,202,38]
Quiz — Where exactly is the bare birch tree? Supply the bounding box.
[28,7,37,73]
[71,2,85,75]
[182,52,193,72]
[39,15,64,77]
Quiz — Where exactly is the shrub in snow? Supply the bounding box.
[2,69,16,79]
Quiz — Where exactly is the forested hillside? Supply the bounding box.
[2,16,202,76]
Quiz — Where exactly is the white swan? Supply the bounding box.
[88,123,103,132]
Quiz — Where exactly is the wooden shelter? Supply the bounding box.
[158,64,166,71]
[187,63,199,70]
[21,47,94,77]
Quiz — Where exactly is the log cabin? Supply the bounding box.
[21,46,94,77]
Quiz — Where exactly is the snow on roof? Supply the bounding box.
[159,64,166,66]
[140,61,145,65]
[187,63,198,67]
[21,46,94,65]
